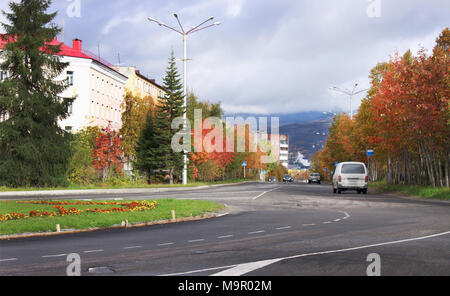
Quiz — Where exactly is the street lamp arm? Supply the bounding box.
[186,16,214,34]
[148,17,183,35]
[330,86,352,96]
[188,22,220,34]
[173,14,185,34]
[353,88,369,95]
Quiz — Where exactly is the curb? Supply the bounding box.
[0,211,229,240]
[0,181,255,198]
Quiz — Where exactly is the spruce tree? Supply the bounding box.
[134,110,159,182]
[135,50,184,183]
[0,0,73,187]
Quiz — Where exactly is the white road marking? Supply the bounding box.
[212,259,282,276]
[188,239,205,243]
[83,249,104,253]
[123,246,142,249]
[334,219,341,222]
[157,242,174,246]
[276,226,292,230]
[41,253,67,258]
[302,223,316,226]
[252,186,281,200]
[113,198,124,201]
[323,221,332,224]
[160,264,238,276]
[248,230,265,234]
[207,230,450,276]
[218,235,234,239]
[0,258,18,262]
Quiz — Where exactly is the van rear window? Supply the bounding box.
[341,164,365,174]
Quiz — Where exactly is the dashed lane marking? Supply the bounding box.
[83,249,104,253]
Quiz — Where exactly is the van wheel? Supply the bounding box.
[333,188,337,194]
[357,190,361,194]
[363,189,368,194]
[337,189,342,194]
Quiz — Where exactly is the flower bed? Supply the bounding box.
[0,200,157,221]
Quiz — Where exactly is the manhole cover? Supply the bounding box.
[88,266,115,274]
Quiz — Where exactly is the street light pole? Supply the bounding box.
[148,14,220,185]
[330,82,368,120]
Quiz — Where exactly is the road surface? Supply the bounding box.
[0,182,449,276]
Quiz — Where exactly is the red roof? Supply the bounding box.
[0,35,120,72]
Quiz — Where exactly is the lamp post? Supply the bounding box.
[148,14,220,185]
[330,82,368,120]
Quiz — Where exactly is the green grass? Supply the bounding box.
[0,179,248,192]
[0,199,226,236]
[369,182,450,200]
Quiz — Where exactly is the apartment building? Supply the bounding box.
[117,66,166,104]
[279,134,289,168]
[0,37,128,132]
[265,133,290,168]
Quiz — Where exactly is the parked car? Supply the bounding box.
[308,173,321,184]
[283,174,294,183]
[332,162,368,194]
[268,176,278,183]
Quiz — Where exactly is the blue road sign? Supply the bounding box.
[323,167,327,172]
[334,161,339,166]
[367,149,374,156]
[262,170,267,175]
[242,161,247,167]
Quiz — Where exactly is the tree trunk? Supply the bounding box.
[445,152,449,188]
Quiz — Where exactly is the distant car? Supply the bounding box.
[283,174,294,183]
[308,173,321,184]
[332,162,368,194]
[268,176,278,183]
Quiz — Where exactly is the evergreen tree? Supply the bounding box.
[134,110,159,181]
[135,50,185,183]
[0,0,73,187]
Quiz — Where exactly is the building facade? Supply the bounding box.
[0,37,128,132]
[117,66,165,104]
[279,134,289,168]
[265,133,289,168]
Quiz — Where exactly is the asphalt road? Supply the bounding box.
[0,182,449,276]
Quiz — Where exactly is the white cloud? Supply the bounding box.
[226,0,244,17]
[102,11,148,35]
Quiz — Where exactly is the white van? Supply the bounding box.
[332,162,368,194]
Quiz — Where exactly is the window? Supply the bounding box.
[65,126,72,132]
[341,164,365,174]
[67,100,73,115]
[66,71,74,86]
[0,70,8,81]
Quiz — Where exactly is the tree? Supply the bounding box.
[91,122,123,182]
[135,50,184,184]
[66,127,100,185]
[0,0,73,187]
[186,91,223,122]
[134,110,159,182]
[120,89,154,160]
[313,29,450,188]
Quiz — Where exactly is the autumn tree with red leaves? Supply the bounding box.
[312,28,449,187]
[92,122,124,181]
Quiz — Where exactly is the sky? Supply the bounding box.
[0,0,448,115]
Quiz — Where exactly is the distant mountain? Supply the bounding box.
[223,111,335,126]
[223,111,336,164]
[280,118,333,162]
